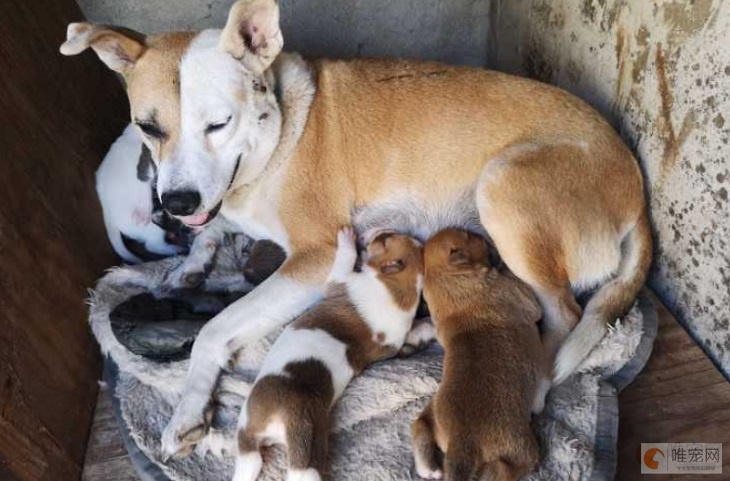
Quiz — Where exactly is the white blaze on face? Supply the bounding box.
[159,29,282,217]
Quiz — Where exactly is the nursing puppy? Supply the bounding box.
[412,229,549,481]
[234,228,423,481]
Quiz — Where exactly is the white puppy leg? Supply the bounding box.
[325,227,358,285]
[233,451,263,481]
[286,468,322,481]
[161,272,323,458]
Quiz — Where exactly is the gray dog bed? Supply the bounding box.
[89,239,657,481]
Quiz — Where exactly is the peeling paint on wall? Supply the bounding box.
[491,0,730,375]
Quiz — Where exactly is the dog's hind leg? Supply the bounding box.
[531,287,582,363]
[476,142,648,382]
[412,402,443,480]
[286,413,328,481]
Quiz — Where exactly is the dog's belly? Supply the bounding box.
[352,189,485,242]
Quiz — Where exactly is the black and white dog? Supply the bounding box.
[98,125,244,288]
[97,124,192,263]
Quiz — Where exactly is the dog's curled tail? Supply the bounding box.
[445,438,480,481]
[553,210,652,384]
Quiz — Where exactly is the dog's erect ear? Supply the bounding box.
[60,22,146,75]
[380,259,405,275]
[220,0,283,74]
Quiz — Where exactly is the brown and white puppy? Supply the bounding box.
[60,0,651,457]
[234,228,423,481]
[411,229,550,481]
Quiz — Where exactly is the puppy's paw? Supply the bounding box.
[337,226,357,250]
[399,318,437,357]
[286,468,322,481]
[329,227,359,277]
[197,429,236,459]
[415,466,444,480]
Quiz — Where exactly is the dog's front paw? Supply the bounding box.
[161,401,212,460]
[162,262,207,290]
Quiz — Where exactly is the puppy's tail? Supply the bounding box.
[553,210,652,384]
[445,438,480,481]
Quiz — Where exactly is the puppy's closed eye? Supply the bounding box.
[380,259,405,274]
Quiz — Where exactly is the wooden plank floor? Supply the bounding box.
[82,385,139,481]
[616,294,730,479]
[83,294,730,480]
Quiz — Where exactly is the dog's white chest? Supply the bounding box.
[222,180,290,250]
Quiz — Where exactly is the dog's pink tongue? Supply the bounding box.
[178,212,209,226]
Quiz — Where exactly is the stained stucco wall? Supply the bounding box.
[489,0,730,375]
[76,0,490,66]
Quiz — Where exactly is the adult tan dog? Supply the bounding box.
[60,0,651,459]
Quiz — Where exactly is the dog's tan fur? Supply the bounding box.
[61,0,652,458]
[413,229,549,481]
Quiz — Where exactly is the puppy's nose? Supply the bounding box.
[161,189,201,216]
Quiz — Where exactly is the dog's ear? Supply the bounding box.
[219,0,283,74]
[380,259,405,275]
[60,22,146,75]
[448,248,471,266]
[505,274,543,323]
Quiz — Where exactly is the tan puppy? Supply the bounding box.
[412,229,549,481]
[60,0,651,456]
[234,228,423,481]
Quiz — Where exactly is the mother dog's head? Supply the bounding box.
[61,0,284,226]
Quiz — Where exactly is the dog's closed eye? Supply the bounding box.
[135,121,166,140]
[380,259,405,274]
[205,116,232,134]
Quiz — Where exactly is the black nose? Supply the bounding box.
[161,190,201,216]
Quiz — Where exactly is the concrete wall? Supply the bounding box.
[489,0,730,375]
[76,0,490,66]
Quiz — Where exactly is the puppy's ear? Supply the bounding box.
[219,0,283,74]
[380,259,405,275]
[448,248,471,266]
[60,23,146,75]
[506,275,543,323]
